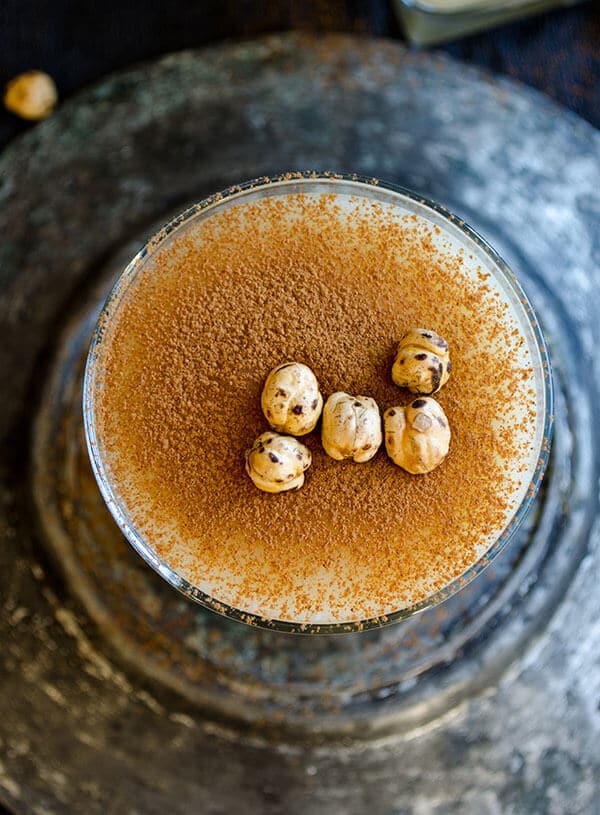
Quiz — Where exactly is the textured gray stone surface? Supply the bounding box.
[0,34,599,814]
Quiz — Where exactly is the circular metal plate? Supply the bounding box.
[1,34,599,814]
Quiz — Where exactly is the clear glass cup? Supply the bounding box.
[83,172,554,634]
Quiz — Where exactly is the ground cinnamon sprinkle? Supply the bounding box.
[95,191,537,624]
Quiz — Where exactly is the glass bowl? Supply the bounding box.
[83,171,553,634]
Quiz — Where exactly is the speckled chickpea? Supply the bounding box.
[384,397,450,475]
[3,71,58,121]
[391,328,450,395]
[245,431,312,493]
[321,392,382,463]
[261,361,323,436]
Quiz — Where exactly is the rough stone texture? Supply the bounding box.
[0,34,599,814]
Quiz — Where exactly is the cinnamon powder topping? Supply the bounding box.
[95,193,537,624]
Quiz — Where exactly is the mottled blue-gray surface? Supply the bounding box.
[0,34,599,814]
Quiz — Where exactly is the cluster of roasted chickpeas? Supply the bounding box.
[245,329,452,493]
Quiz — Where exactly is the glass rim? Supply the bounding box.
[83,170,554,635]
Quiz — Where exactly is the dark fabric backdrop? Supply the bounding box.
[0,0,599,151]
